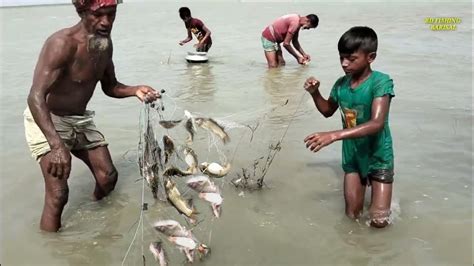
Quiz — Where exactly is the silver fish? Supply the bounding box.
[195,118,230,144]
[186,175,218,193]
[183,147,199,174]
[199,192,223,205]
[159,120,182,129]
[149,241,168,266]
[200,162,231,177]
[153,220,189,237]
[168,236,197,250]
[165,179,198,220]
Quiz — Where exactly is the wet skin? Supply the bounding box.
[303,50,392,228]
[27,6,159,232]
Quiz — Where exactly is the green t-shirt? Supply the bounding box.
[329,71,395,178]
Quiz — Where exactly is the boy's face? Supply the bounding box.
[339,50,376,75]
[181,16,191,23]
[302,21,315,30]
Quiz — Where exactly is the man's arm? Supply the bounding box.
[197,24,211,46]
[101,58,160,102]
[179,28,193,45]
[305,96,391,152]
[291,30,308,60]
[282,30,303,62]
[27,35,72,178]
[304,77,338,118]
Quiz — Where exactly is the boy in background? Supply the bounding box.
[178,7,212,52]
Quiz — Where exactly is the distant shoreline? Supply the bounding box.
[0,0,122,8]
[0,3,70,9]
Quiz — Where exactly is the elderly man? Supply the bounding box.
[261,14,319,68]
[24,0,159,232]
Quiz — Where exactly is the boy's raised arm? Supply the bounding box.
[304,77,338,118]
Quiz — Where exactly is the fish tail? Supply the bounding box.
[223,134,230,144]
[211,204,221,218]
[220,163,232,176]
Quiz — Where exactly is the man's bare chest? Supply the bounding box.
[69,50,109,83]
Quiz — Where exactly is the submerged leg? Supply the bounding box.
[276,46,285,66]
[72,146,118,201]
[264,51,279,68]
[369,181,392,228]
[39,152,70,232]
[343,172,366,219]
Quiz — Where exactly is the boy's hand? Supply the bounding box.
[179,41,186,46]
[304,77,320,94]
[303,54,311,62]
[304,131,338,152]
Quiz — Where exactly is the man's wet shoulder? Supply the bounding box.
[46,29,77,48]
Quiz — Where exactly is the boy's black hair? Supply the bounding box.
[179,7,191,20]
[306,14,319,28]
[338,26,378,54]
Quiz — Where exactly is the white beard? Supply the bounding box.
[87,35,111,52]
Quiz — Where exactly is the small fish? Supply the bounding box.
[163,167,193,177]
[165,179,197,219]
[145,164,160,199]
[146,174,159,199]
[144,123,164,169]
[183,148,199,174]
[153,220,189,237]
[200,162,231,177]
[199,191,223,218]
[149,241,168,266]
[159,120,182,129]
[195,118,230,144]
[186,175,218,193]
[163,135,175,164]
[199,192,223,205]
[184,110,196,145]
[168,236,197,250]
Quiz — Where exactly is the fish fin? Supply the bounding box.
[211,204,221,218]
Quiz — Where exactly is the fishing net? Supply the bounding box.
[121,92,302,265]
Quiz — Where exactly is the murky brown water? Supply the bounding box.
[1,2,472,265]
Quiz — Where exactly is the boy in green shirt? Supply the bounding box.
[303,26,395,228]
